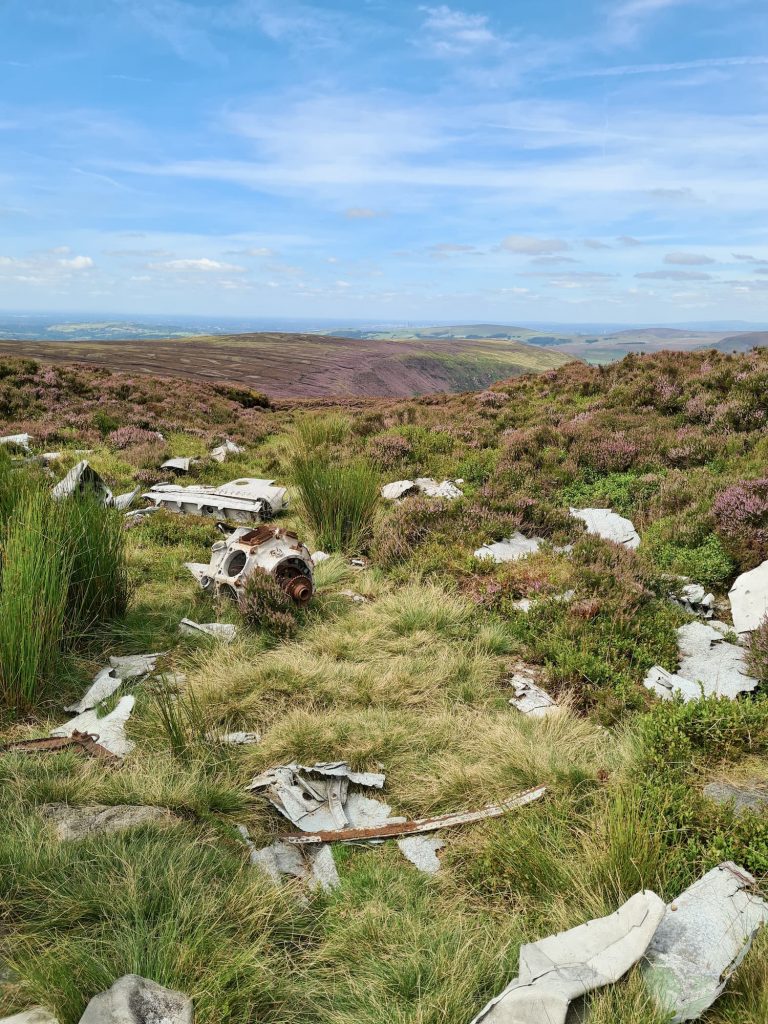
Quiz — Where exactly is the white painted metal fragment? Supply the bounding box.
[145,478,287,523]
[50,695,136,758]
[508,672,558,717]
[112,487,139,511]
[65,653,162,714]
[381,478,463,501]
[397,836,444,874]
[160,456,194,473]
[470,890,666,1024]
[0,433,32,453]
[569,507,641,549]
[381,479,419,500]
[179,618,237,642]
[207,730,260,745]
[642,861,768,1022]
[210,439,244,463]
[51,460,113,505]
[729,558,768,634]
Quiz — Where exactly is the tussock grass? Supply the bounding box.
[292,454,380,553]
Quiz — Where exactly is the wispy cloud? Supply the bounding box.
[636,269,712,280]
[560,54,768,78]
[148,257,246,272]
[664,252,715,265]
[419,5,504,56]
[499,235,571,255]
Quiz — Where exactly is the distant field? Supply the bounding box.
[325,323,745,364]
[0,331,572,398]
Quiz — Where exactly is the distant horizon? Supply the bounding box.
[3,1,768,322]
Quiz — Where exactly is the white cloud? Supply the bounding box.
[149,257,246,272]
[419,6,501,56]
[344,207,385,219]
[561,54,768,78]
[59,255,94,269]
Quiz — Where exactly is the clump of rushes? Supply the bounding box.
[0,481,129,715]
[62,495,129,640]
[239,568,299,639]
[0,488,71,712]
[292,453,380,554]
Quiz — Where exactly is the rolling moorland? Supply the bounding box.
[0,333,571,398]
[1,348,768,1023]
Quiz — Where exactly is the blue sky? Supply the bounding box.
[2,0,768,321]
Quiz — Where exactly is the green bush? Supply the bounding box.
[651,531,735,589]
[292,455,380,553]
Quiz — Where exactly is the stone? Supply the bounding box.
[79,975,193,1024]
[729,559,768,634]
[179,619,237,642]
[39,803,176,841]
[643,621,758,702]
[569,507,640,549]
[703,781,768,816]
[0,1011,58,1024]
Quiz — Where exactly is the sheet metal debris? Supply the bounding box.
[143,477,287,523]
[65,653,163,714]
[51,460,113,505]
[284,786,547,845]
[179,618,237,642]
[246,761,387,831]
[239,827,341,891]
[642,861,768,1022]
[210,439,244,463]
[704,780,768,816]
[397,836,444,874]
[187,525,314,604]
[381,478,463,501]
[207,730,260,745]
[728,558,768,635]
[643,621,758,702]
[569,507,641,549]
[0,730,118,762]
[160,456,196,474]
[0,432,32,453]
[507,670,558,717]
[470,890,666,1024]
[50,695,136,758]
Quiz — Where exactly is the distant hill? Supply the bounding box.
[0,331,572,399]
[710,331,768,353]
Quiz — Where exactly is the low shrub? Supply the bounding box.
[713,477,768,568]
[239,569,299,639]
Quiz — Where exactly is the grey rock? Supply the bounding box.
[704,781,768,816]
[0,1010,58,1024]
[729,559,768,634]
[644,621,758,702]
[79,975,192,1024]
[39,803,176,841]
[179,619,237,642]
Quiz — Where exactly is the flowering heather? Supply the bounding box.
[107,426,164,450]
[367,433,413,468]
[748,616,768,682]
[578,435,639,473]
[713,478,768,567]
[476,390,508,408]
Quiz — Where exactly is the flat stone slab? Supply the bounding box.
[729,558,768,634]
[644,621,758,702]
[703,781,768,816]
[0,1010,58,1024]
[39,803,177,841]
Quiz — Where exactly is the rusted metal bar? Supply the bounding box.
[1,730,119,762]
[283,784,546,845]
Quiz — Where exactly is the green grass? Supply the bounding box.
[3,348,768,1023]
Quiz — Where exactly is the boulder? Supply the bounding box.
[729,559,768,634]
[79,976,192,1024]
